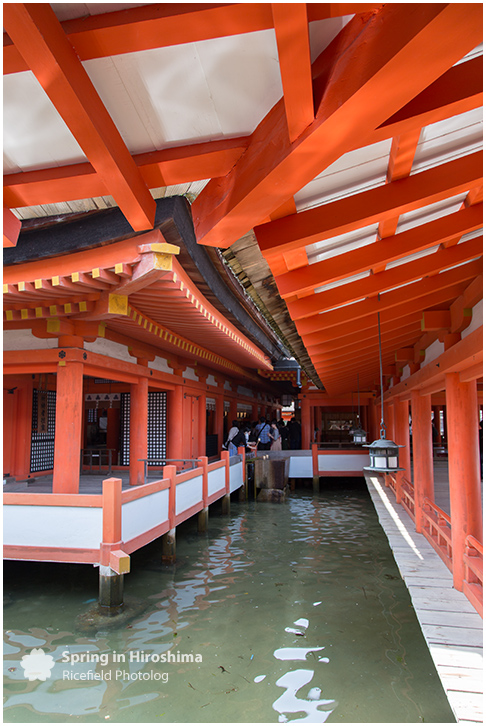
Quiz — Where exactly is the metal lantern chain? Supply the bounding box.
[377,309,386,440]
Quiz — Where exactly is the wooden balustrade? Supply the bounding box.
[463,534,483,616]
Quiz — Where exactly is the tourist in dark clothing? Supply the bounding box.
[288,417,301,449]
[278,419,289,450]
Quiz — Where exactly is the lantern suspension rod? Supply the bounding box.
[377,308,386,439]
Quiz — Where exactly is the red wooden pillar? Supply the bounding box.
[53,361,83,493]
[384,401,395,440]
[228,397,237,426]
[301,396,311,449]
[445,373,482,590]
[198,393,207,457]
[129,376,148,486]
[394,399,411,503]
[12,378,34,480]
[215,393,224,450]
[252,403,259,421]
[411,390,434,533]
[167,384,184,463]
[368,399,379,441]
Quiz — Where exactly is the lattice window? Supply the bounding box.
[30,389,56,472]
[120,391,167,466]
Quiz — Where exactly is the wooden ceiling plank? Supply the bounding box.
[287,235,482,321]
[257,151,482,261]
[311,323,421,363]
[276,202,482,301]
[192,3,482,249]
[272,3,314,143]
[3,3,155,232]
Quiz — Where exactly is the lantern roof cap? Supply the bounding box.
[364,438,404,449]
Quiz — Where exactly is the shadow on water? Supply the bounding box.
[3,479,455,723]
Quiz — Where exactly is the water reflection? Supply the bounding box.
[4,487,455,723]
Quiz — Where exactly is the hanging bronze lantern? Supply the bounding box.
[364,311,403,473]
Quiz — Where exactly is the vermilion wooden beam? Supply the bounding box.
[286,235,482,320]
[311,323,422,363]
[257,151,482,261]
[3,4,155,232]
[298,260,480,341]
[193,4,482,249]
[279,203,482,303]
[4,138,248,209]
[4,4,381,74]
[3,207,21,248]
[309,313,422,355]
[272,4,314,143]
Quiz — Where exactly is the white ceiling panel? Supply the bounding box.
[3,72,85,173]
[307,223,379,265]
[385,245,440,271]
[395,194,466,235]
[295,139,392,211]
[412,107,483,174]
[84,30,282,153]
[52,4,153,22]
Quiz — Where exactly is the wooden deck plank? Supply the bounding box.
[365,473,483,724]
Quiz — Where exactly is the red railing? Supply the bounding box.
[463,535,483,616]
[421,497,452,569]
[400,477,415,521]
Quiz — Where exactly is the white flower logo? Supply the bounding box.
[20,648,55,681]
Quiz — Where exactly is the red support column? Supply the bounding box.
[198,393,207,458]
[215,393,224,451]
[445,373,482,590]
[129,376,148,486]
[411,390,434,533]
[301,396,311,449]
[13,378,34,480]
[394,399,411,503]
[167,384,184,464]
[53,362,83,493]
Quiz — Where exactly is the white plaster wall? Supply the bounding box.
[237,385,253,397]
[288,456,313,478]
[207,374,218,387]
[4,505,102,548]
[84,337,133,363]
[422,339,445,367]
[229,462,243,492]
[318,454,369,471]
[208,466,226,496]
[175,475,203,515]
[121,490,169,542]
[400,364,411,382]
[224,380,232,390]
[462,300,483,338]
[183,367,199,381]
[149,356,173,374]
[4,329,59,350]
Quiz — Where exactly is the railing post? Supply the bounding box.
[198,456,209,532]
[220,448,231,514]
[162,464,177,563]
[311,443,319,493]
[238,445,247,501]
[100,477,129,611]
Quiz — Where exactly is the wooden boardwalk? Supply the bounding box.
[365,473,483,725]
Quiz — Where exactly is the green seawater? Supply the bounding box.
[3,481,455,723]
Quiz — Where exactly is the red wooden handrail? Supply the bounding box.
[421,496,452,569]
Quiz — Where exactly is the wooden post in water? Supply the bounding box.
[312,443,319,493]
[198,456,209,532]
[162,465,177,562]
[99,478,129,611]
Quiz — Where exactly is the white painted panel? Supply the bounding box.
[209,467,226,497]
[317,454,369,472]
[4,329,59,351]
[288,456,313,478]
[423,339,445,366]
[461,301,483,338]
[84,338,133,362]
[3,505,102,549]
[229,462,243,493]
[121,490,169,542]
[3,72,85,173]
[176,475,203,515]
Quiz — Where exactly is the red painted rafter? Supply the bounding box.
[192,4,482,249]
[3,208,21,248]
[297,260,480,339]
[272,3,314,143]
[4,137,248,210]
[257,150,482,262]
[3,4,382,74]
[3,3,155,232]
[288,236,482,324]
[276,202,482,302]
